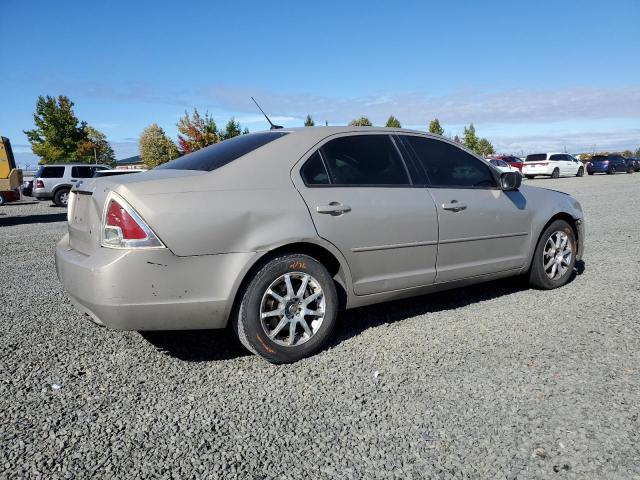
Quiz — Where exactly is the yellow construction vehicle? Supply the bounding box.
[0,137,23,205]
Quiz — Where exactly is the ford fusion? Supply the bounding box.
[56,127,585,363]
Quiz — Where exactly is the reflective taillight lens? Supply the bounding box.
[101,193,164,249]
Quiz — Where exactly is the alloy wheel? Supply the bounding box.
[542,230,573,280]
[260,272,325,347]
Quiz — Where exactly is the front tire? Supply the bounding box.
[576,167,584,177]
[551,168,560,179]
[529,220,577,290]
[233,253,338,364]
[588,172,594,175]
[53,188,70,207]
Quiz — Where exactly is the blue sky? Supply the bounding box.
[1,0,639,167]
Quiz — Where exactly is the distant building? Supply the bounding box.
[115,155,145,170]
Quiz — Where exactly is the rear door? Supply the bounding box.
[549,154,565,175]
[401,135,532,283]
[292,133,439,296]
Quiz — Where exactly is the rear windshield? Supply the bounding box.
[525,154,547,162]
[157,132,289,172]
[590,156,609,162]
[35,166,65,178]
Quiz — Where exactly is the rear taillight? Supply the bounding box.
[101,192,164,249]
[36,179,44,188]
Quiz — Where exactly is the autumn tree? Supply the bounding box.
[349,116,372,126]
[385,115,401,128]
[304,114,315,127]
[76,125,115,164]
[428,118,444,136]
[139,124,179,168]
[621,149,633,157]
[24,95,88,163]
[176,108,219,154]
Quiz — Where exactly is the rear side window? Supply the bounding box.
[157,132,289,172]
[403,136,496,188]
[301,152,330,185]
[320,135,410,186]
[526,154,548,162]
[39,166,65,178]
[71,166,95,178]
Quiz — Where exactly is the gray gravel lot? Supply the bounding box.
[1,174,639,479]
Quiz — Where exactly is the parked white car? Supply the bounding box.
[487,158,520,174]
[522,153,585,179]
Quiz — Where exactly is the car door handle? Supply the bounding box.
[442,201,467,212]
[70,179,78,182]
[316,202,352,216]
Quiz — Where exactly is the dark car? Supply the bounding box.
[624,157,640,172]
[587,155,633,175]
[22,179,33,196]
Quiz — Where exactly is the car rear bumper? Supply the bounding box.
[55,234,256,331]
[33,189,53,200]
[587,164,608,172]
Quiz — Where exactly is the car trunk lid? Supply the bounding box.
[67,169,208,255]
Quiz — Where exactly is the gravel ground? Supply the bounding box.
[1,174,639,479]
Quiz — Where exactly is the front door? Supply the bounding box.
[292,134,439,296]
[400,135,532,283]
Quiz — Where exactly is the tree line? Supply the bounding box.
[25,95,640,169]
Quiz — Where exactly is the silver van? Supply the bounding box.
[33,164,110,206]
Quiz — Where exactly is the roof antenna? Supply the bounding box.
[251,97,283,130]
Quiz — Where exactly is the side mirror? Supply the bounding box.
[501,171,521,191]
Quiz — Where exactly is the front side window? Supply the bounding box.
[39,166,65,178]
[403,136,496,188]
[320,135,409,186]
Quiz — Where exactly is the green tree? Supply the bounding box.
[139,124,179,169]
[77,125,115,165]
[349,116,372,126]
[463,123,479,153]
[635,147,640,157]
[222,117,242,140]
[477,138,495,157]
[177,108,219,154]
[24,95,88,163]
[304,114,315,127]
[385,115,401,128]
[428,118,444,136]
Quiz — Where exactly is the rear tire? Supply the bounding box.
[232,253,338,364]
[576,167,584,177]
[0,193,5,206]
[53,188,70,207]
[551,168,560,179]
[588,172,594,175]
[529,220,577,290]
[607,167,614,175]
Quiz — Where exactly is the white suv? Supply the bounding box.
[33,164,111,207]
[522,153,584,179]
